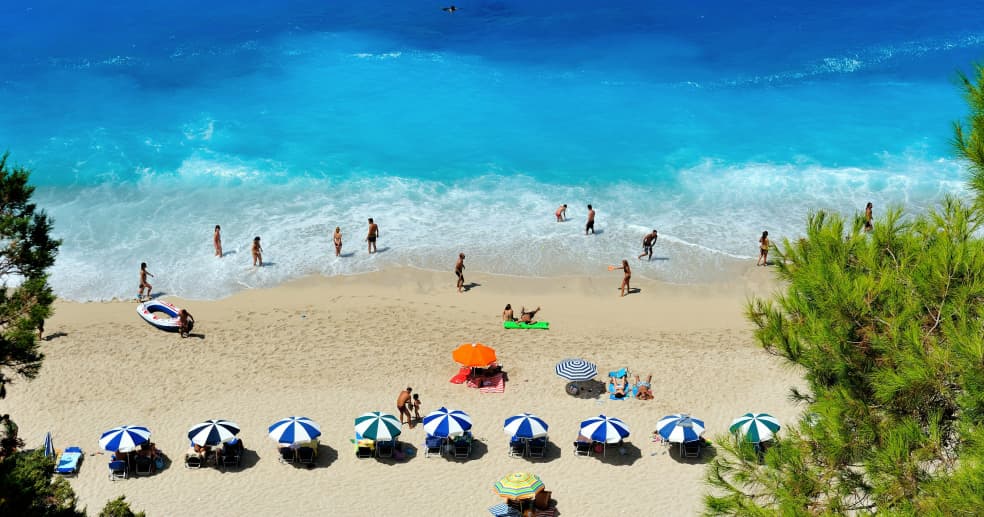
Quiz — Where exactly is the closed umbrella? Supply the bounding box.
[422,407,472,438]
[729,413,780,443]
[268,416,322,445]
[99,425,151,452]
[656,413,705,443]
[43,431,55,458]
[188,419,240,446]
[503,413,549,439]
[579,415,630,444]
[354,412,402,441]
[554,358,597,381]
[493,472,545,500]
[452,343,497,367]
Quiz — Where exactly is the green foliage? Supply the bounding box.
[98,496,146,517]
[0,152,60,399]
[705,199,984,515]
[954,63,984,204]
[0,449,81,516]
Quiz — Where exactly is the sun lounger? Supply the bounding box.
[185,453,203,469]
[488,503,522,517]
[534,490,553,511]
[453,432,473,458]
[55,446,83,476]
[279,447,296,463]
[573,440,592,457]
[222,446,242,468]
[449,366,471,384]
[108,459,127,481]
[296,447,315,465]
[508,436,526,457]
[528,437,547,458]
[424,434,445,457]
[376,439,395,458]
[134,456,153,476]
[682,440,702,458]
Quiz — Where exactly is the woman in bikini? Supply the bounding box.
[333,227,343,257]
[757,231,769,266]
[502,304,516,322]
[612,259,631,297]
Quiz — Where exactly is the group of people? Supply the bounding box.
[502,304,541,323]
[209,218,383,266]
[757,202,873,267]
[396,387,422,428]
[188,436,244,466]
[609,373,654,400]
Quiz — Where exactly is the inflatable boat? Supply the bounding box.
[136,300,190,332]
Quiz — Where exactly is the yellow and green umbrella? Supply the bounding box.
[493,472,544,500]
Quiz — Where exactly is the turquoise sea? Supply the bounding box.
[1,1,982,300]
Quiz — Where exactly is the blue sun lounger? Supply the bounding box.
[55,446,83,475]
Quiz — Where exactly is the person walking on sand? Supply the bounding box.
[585,204,596,235]
[455,253,466,293]
[611,259,631,297]
[757,231,770,266]
[638,229,658,261]
[366,218,379,254]
[397,387,413,427]
[864,202,873,232]
[138,262,154,301]
[555,204,567,222]
[213,225,222,257]
[333,226,343,257]
[252,236,263,267]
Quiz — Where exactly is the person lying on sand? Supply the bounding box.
[635,374,653,400]
[519,306,541,323]
[611,375,628,398]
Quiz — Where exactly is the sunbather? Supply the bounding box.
[519,306,541,323]
[610,375,628,398]
[635,374,653,400]
[502,304,516,322]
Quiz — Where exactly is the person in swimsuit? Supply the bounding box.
[214,225,222,257]
[864,202,873,232]
[333,226,343,257]
[455,253,466,293]
[635,374,653,400]
[252,236,263,266]
[757,231,769,266]
[502,304,516,322]
[612,259,631,297]
[397,387,413,427]
[411,393,421,421]
[366,218,379,254]
[555,204,567,222]
[638,229,658,261]
[585,204,595,235]
[178,309,195,338]
[138,262,154,301]
[519,306,541,323]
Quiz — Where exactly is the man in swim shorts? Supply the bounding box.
[585,204,595,235]
[638,229,658,261]
[455,253,466,293]
[366,218,379,254]
[397,387,413,427]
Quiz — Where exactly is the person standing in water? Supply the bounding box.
[455,253,466,293]
[555,204,567,222]
[757,231,770,266]
[252,236,263,267]
[611,259,631,297]
[638,229,658,261]
[864,202,873,232]
[333,226,343,257]
[585,204,596,235]
[213,225,222,257]
[366,218,379,254]
[138,262,154,301]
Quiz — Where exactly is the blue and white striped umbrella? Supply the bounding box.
[423,407,472,438]
[188,419,240,447]
[579,415,630,444]
[555,358,598,381]
[503,413,549,439]
[656,413,706,443]
[43,431,55,458]
[268,416,322,445]
[99,425,151,452]
[729,413,780,443]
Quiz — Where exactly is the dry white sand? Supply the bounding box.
[6,266,804,516]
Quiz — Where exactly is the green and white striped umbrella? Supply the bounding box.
[354,412,402,441]
[729,413,780,443]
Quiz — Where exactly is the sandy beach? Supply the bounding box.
[6,266,804,516]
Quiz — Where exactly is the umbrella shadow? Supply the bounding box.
[669,442,718,464]
[289,444,337,469]
[220,448,260,471]
[593,442,642,466]
[442,438,488,462]
[567,380,606,399]
[372,441,419,464]
[521,439,562,463]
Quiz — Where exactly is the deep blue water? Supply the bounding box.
[1,1,981,299]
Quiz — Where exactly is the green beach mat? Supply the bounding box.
[503,321,550,330]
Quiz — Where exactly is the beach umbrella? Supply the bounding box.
[493,472,545,500]
[503,413,549,439]
[579,415,630,444]
[268,416,322,445]
[354,412,402,441]
[554,358,597,381]
[188,419,240,447]
[422,407,472,438]
[656,413,706,443]
[452,343,497,367]
[729,413,781,443]
[43,431,55,458]
[99,425,151,452]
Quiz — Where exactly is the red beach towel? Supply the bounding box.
[479,373,505,394]
[449,367,471,384]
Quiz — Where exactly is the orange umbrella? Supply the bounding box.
[453,343,497,367]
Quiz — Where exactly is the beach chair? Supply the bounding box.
[185,453,204,469]
[508,437,526,457]
[108,459,127,481]
[54,446,83,476]
[279,447,296,464]
[573,440,592,457]
[682,440,702,458]
[453,432,472,459]
[488,503,522,517]
[296,447,315,465]
[528,437,547,458]
[222,446,242,468]
[534,489,553,511]
[134,456,153,476]
[424,434,445,457]
[376,439,395,458]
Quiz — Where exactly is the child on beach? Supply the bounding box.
[214,225,222,257]
[864,202,873,232]
[555,204,567,222]
[252,236,263,266]
[138,262,154,301]
[333,227,343,257]
[411,393,421,421]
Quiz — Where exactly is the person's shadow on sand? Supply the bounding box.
[338,252,356,258]
[43,331,68,341]
[220,250,237,257]
[462,282,481,292]
[185,333,205,340]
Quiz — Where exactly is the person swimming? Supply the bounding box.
[442,5,457,13]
